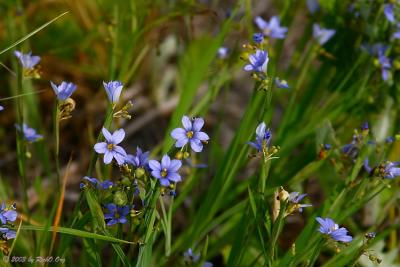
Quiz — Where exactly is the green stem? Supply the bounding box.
[15,65,29,217]
[277,43,315,138]
[53,101,61,189]
[159,197,171,257]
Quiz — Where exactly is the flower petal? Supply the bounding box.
[168,159,182,172]
[168,172,181,182]
[102,128,113,142]
[190,139,203,152]
[149,160,161,171]
[194,131,209,141]
[159,178,170,187]
[175,137,189,148]
[171,128,187,140]
[182,116,192,131]
[192,118,204,132]
[111,129,125,144]
[94,142,107,154]
[104,151,113,164]
[161,155,171,169]
[151,170,162,179]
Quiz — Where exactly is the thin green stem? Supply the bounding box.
[159,197,171,257]
[53,101,61,189]
[15,65,29,218]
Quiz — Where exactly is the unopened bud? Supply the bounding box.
[135,167,145,178]
[175,151,183,160]
[278,187,289,201]
[114,191,128,206]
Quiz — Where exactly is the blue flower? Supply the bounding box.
[394,24,400,39]
[183,248,213,267]
[365,232,376,239]
[217,47,229,59]
[103,203,130,226]
[80,176,99,189]
[125,147,150,168]
[363,158,372,174]
[275,78,289,89]
[100,180,114,189]
[15,123,42,142]
[0,203,17,224]
[386,136,395,144]
[80,176,114,189]
[316,217,352,243]
[149,155,182,187]
[243,50,269,73]
[307,0,319,14]
[288,192,312,212]
[103,81,123,104]
[378,52,391,81]
[185,158,208,169]
[384,4,395,23]
[0,228,16,240]
[184,248,200,262]
[385,162,400,179]
[313,24,336,45]
[248,122,271,152]
[14,50,40,69]
[254,16,288,39]
[253,33,264,43]
[324,144,332,150]
[94,128,127,165]
[361,122,369,131]
[171,116,209,153]
[50,81,77,101]
[0,105,3,111]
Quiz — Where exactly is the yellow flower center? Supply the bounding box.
[107,143,115,151]
[161,169,168,177]
[186,131,194,138]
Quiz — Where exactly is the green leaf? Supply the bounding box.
[0,12,69,55]
[19,225,133,244]
[85,190,106,231]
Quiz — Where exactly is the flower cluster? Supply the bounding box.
[89,111,208,225]
[241,15,290,90]
[0,203,17,241]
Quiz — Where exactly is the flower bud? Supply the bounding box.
[121,177,131,186]
[135,167,145,178]
[175,151,183,160]
[113,191,128,206]
[278,187,289,201]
